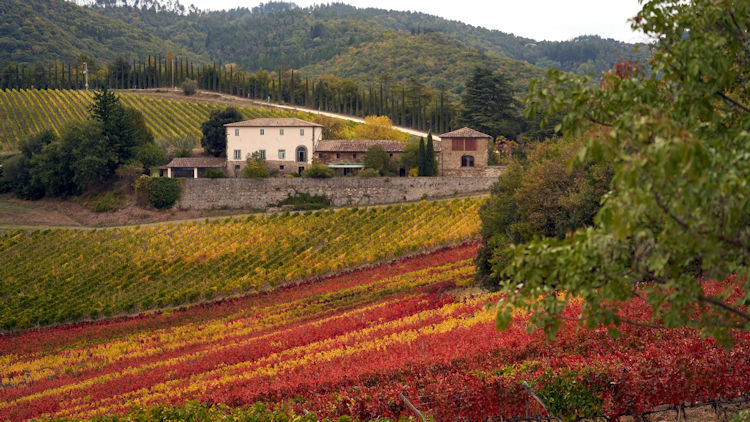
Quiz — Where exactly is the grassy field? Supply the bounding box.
[0,89,327,151]
[0,198,482,331]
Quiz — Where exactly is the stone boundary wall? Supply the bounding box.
[176,174,503,210]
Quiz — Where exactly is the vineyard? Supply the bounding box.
[0,244,747,421]
[0,89,321,151]
[0,198,482,331]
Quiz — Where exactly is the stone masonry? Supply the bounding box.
[175,174,504,210]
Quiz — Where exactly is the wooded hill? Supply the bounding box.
[1,0,648,95]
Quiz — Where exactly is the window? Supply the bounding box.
[296,146,308,163]
[451,139,464,151]
[259,150,266,160]
[278,149,286,159]
[280,129,285,135]
[336,153,340,159]
[464,139,477,151]
[260,129,265,135]
[300,129,305,136]
[279,165,285,170]
[461,155,475,168]
[234,129,239,136]
[233,149,241,160]
[353,153,357,159]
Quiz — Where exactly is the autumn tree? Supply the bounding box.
[494,0,750,344]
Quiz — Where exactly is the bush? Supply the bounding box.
[243,159,270,179]
[203,168,227,178]
[182,79,198,96]
[149,177,180,209]
[278,192,331,210]
[91,191,123,212]
[301,163,334,178]
[135,176,180,209]
[357,168,380,178]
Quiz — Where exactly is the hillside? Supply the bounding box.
[0,89,334,151]
[2,241,747,420]
[0,0,648,96]
[0,198,482,330]
[0,0,206,65]
[300,32,546,96]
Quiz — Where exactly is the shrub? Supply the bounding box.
[301,163,334,178]
[243,155,270,179]
[182,79,198,96]
[135,176,180,209]
[91,191,124,212]
[357,168,380,178]
[203,168,227,178]
[278,192,331,210]
[149,177,180,209]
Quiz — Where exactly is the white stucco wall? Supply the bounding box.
[226,125,322,174]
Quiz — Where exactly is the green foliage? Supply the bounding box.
[476,137,612,290]
[278,192,332,210]
[134,175,180,209]
[357,168,380,178]
[133,142,165,169]
[201,107,243,157]
[424,133,437,176]
[534,369,604,421]
[89,191,124,213]
[731,410,750,422]
[70,400,364,422]
[182,78,198,95]
[460,67,522,140]
[203,168,227,178]
[500,0,750,343]
[302,163,334,178]
[148,177,180,209]
[242,151,270,179]
[362,144,394,176]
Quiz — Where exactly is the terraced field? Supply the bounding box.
[0,89,321,151]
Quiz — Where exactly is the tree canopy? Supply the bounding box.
[460,67,523,140]
[200,107,243,157]
[494,0,750,344]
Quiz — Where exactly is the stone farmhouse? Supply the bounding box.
[160,118,497,178]
[314,140,441,177]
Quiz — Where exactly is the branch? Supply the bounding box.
[699,295,750,322]
[585,112,613,127]
[717,91,750,114]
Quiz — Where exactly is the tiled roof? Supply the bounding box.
[225,118,323,127]
[316,140,441,152]
[439,127,492,139]
[161,157,227,168]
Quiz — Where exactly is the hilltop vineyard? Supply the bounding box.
[0,198,482,331]
[0,89,320,151]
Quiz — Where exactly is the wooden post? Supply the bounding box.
[399,393,426,422]
[521,381,558,421]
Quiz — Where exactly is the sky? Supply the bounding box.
[184,0,647,43]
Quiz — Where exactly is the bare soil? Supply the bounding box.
[0,193,262,228]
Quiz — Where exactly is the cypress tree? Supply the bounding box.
[425,133,437,176]
[418,137,426,176]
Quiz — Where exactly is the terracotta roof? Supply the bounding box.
[225,118,323,128]
[316,140,441,152]
[439,127,492,139]
[161,157,227,169]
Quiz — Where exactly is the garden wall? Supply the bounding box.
[176,174,503,210]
